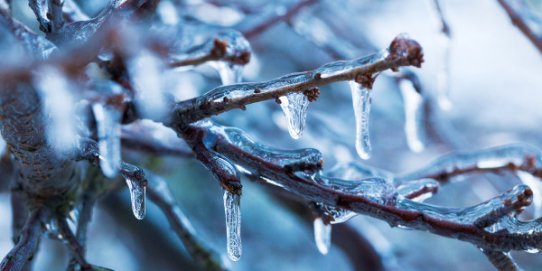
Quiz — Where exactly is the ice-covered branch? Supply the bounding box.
[169,36,251,68]
[497,0,542,54]
[0,208,46,271]
[176,121,542,260]
[395,144,542,183]
[170,34,423,125]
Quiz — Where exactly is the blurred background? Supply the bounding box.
[1,0,542,270]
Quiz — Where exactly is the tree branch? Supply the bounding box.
[497,0,542,54]
[170,34,423,125]
[0,208,46,271]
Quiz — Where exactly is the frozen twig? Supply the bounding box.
[171,34,423,125]
[497,0,542,54]
[169,38,251,68]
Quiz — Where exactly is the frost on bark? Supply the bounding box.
[0,1,540,271]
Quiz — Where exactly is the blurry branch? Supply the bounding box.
[0,208,46,271]
[481,249,520,271]
[56,216,93,270]
[497,0,542,54]
[429,0,452,37]
[395,144,542,183]
[171,34,424,125]
[147,172,227,271]
[121,129,193,158]
[169,38,251,68]
[242,0,318,39]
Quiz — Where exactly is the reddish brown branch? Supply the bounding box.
[497,0,542,54]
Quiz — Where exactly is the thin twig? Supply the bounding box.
[146,172,227,271]
[497,0,542,54]
[0,208,46,271]
[242,0,318,39]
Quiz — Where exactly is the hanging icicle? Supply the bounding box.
[313,217,331,255]
[279,92,310,140]
[349,81,372,159]
[124,176,147,220]
[398,79,425,152]
[224,190,242,261]
[92,103,122,178]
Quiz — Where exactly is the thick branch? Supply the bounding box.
[177,122,542,253]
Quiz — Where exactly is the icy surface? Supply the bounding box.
[313,217,331,255]
[92,103,122,178]
[224,190,242,261]
[349,81,372,159]
[279,92,309,140]
[211,61,243,85]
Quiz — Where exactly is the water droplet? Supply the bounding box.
[224,190,242,261]
[279,92,309,139]
[313,217,331,255]
[398,79,424,152]
[349,81,372,159]
[125,177,146,220]
[92,103,122,178]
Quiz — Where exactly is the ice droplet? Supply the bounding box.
[349,81,372,159]
[313,217,331,255]
[125,176,146,220]
[92,103,122,178]
[224,190,242,261]
[212,61,243,85]
[398,79,425,152]
[279,92,309,139]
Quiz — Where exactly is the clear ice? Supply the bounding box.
[212,61,243,85]
[349,81,372,159]
[92,103,122,178]
[125,176,146,220]
[279,92,309,140]
[224,190,242,261]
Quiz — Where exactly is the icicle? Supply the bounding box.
[436,33,452,110]
[279,92,309,140]
[349,81,372,159]
[124,176,146,220]
[223,190,242,261]
[92,103,122,178]
[399,80,425,152]
[212,61,243,85]
[313,217,331,255]
[0,135,5,156]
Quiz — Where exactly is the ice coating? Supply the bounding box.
[279,92,309,140]
[349,81,372,159]
[223,190,242,261]
[92,103,122,178]
[211,61,243,85]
